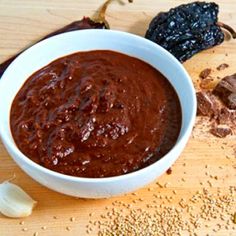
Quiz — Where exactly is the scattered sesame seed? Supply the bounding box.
[156,182,163,188]
[41,226,47,230]
[22,228,28,232]
[164,182,170,188]
[86,182,235,235]
[66,226,71,231]
[207,180,213,187]
[70,217,75,222]
[34,232,39,236]
[19,221,24,225]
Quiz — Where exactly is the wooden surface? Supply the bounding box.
[0,0,236,235]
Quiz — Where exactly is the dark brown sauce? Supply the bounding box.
[10,50,182,178]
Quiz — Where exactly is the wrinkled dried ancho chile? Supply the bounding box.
[145,2,236,62]
[0,0,132,78]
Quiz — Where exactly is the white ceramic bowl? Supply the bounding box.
[0,30,196,198]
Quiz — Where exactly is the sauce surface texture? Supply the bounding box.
[10,50,181,178]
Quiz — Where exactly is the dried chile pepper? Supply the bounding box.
[145,2,236,62]
[0,17,106,78]
[0,0,132,78]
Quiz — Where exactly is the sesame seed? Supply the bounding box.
[207,180,213,187]
[87,186,235,235]
[164,182,170,188]
[156,182,163,188]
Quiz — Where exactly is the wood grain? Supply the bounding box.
[0,1,236,235]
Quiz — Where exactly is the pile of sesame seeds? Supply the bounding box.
[87,186,236,235]
[18,216,75,235]
[15,137,235,236]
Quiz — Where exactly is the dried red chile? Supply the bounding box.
[145,2,236,62]
[0,0,132,78]
[0,18,107,78]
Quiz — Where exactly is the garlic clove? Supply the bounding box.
[0,181,37,218]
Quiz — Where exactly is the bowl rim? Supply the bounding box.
[0,29,197,183]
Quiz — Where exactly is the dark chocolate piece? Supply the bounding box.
[210,126,232,138]
[213,73,236,109]
[196,91,218,116]
[166,168,172,175]
[199,68,212,79]
[217,107,231,124]
[216,63,229,71]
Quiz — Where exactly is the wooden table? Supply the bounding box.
[0,1,235,235]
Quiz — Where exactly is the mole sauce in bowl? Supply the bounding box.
[0,30,196,197]
[10,50,181,178]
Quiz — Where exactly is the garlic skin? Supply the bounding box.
[0,181,37,218]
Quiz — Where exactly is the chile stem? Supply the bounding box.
[94,0,133,29]
[217,22,236,39]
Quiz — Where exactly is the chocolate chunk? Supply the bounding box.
[210,126,232,138]
[213,73,236,109]
[166,168,172,175]
[216,63,229,71]
[217,107,231,124]
[199,68,212,79]
[196,91,218,116]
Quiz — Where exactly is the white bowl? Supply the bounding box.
[0,30,196,198]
